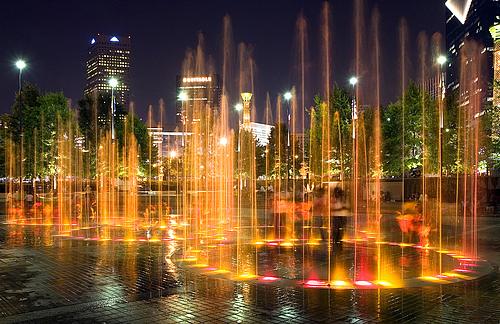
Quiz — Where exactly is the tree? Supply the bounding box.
[77,93,154,176]
[267,122,291,179]
[309,87,353,180]
[486,80,500,170]
[115,113,155,175]
[7,85,74,178]
[382,83,438,177]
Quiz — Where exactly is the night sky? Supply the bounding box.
[0,0,445,124]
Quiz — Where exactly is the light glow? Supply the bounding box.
[331,280,349,287]
[374,280,393,287]
[283,91,292,101]
[178,91,188,101]
[108,77,118,88]
[437,55,447,65]
[219,137,228,146]
[237,273,257,280]
[15,60,26,70]
[305,280,328,287]
[354,280,373,286]
[349,76,358,86]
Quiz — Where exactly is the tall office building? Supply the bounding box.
[84,34,131,106]
[446,0,500,102]
[176,74,221,130]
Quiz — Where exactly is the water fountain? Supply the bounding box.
[3,3,494,290]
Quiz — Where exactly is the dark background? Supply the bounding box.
[0,0,445,123]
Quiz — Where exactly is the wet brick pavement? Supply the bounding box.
[0,224,499,323]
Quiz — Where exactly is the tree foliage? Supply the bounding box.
[7,84,74,178]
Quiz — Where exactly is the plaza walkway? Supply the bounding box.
[0,216,499,323]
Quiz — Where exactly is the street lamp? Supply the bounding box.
[15,59,27,207]
[234,103,243,112]
[437,55,447,66]
[219,136,228,146]
[15,59,27,126]
[436,55,447,268]
[16,60,26,105]
[178,91,188,101]
[349,76,358,138]
[109,77,118,140]
[349,75,359,237]
[283,91,293,179]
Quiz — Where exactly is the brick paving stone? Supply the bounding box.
[0,224,499,323]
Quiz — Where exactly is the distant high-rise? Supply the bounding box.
[176,74,221,130]
[84,34,131,106]
[445,0,500,101]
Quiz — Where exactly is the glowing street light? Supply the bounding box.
[283,91,292,101]
[437,55,447,66]
[108,77,118,88]
[178,91,188,101]
[15,59,27,134]
[234,103,243,111]
[109,77,119,140]
[15,60,26,71]
[15,59,27,92]
[219,136,228,146]
[169,150,178,159]
[349,76,358,141]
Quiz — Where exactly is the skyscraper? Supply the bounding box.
[175,74,221,130]
[445,0,500,101]
[84,34,131,106]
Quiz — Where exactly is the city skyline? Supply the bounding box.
[1,1,499,323]
[0,0,445,122]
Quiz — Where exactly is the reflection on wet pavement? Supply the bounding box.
[0,223,498,323]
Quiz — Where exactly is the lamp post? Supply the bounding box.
[437,55,446,180]
[15,60,26,93]
[437,55,446,273]
[284,91,292,146]
[15,60,27,207]
[108,77,118,140]
[284,91,292,181]
[349,76,358,140]
[349,76,358,241]
[234,103,243,152]
[15,60,27,132]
